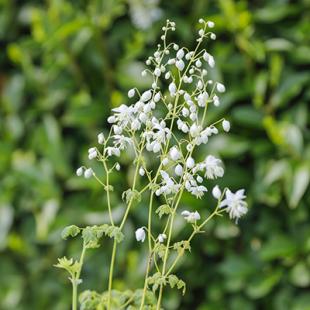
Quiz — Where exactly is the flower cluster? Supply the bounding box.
[71,19,248,309]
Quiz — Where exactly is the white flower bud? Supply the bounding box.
[197,175,203,183]
[216,82,225,93]
[128,88,135,98]
[141,90,152,102]
[186,157,195,169]
[195,59,202,67]
[107,116,116,123]
[170,147,181,161]
[76,167,83,176]
[158,233,167,243]
[154,68,161,77]
[190,123,200,137]
[222,119,230,132]
[181,123,189,133]
[168,58,175,65]
[210,33,216,40]
[135,227,146,242]
[165,72,171,79]
[115,163,121,171]
[139,167,145,176]
[213,95,220,107]
[162,157,169,166]
[175,164,183,176]
[97,133,105,144]
[176,49,184,59]
[169,82,177,95]
[153,142,161,153]
[176,59,185,71]
[207,21,215,28]
[84,168,93,179]
[154,92,161,102]
[173,44,179,50]
[131,119,141,131]
[198,29,204,36]
[88,151,97,160]
[212,185,222,199]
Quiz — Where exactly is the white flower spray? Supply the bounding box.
[57,19,248,310]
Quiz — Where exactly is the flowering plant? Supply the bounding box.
[55,19,248,310]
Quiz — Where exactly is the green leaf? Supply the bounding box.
[260,235,298,261]
[288,163,310,209]
[246,270,282,299]
[155,204,173,218]
[61,225,81,240]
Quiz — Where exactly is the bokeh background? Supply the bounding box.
[1,0,310,309]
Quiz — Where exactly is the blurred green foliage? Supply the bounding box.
[1,0,310,309]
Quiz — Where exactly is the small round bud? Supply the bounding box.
[76,167,83,176]
[222,119,230,132]
[139,167,145,176]
[84,168,93,179]
[212,185,222,199]
[216,82,226,93]
[98,133,105,144]
[128,88,135,98]
[207,21,215,28]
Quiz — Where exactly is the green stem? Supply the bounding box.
[72,244,86,310]
[107,240,117,309]
[139,253,153,310]
[107,152,142,309]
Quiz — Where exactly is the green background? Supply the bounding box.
[1,0,310,309]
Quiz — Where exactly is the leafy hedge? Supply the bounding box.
[0,0,309,309]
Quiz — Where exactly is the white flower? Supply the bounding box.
[135,227,146,242]
[154,67,161,77]
[88,151,97,160]
[169,147,181,161]
[158,233,167,243]
[88,148,97,160]
[175,164,183,176]
[190,123,201,137]
[207,21,215,28]
[162,157,169,166]
[176,49,184,59]
[128,88,135,98]
[210,33,216,40]
[115,163,121,171]
[84,168,93,179]
[220,189,248,223]
[181,210,201,223]
[203,52,215,67]
[212,185,221,199]
[213,95,220,106]
[186,157,195,169]
[176,59,185,71]
[169,82,177,96]
[188,185,207,198]
[203,155,224,179]
[157,170,181,196]
[154,92,161,102]
[141,90,152,102]
[139,167,145,176]
[97,133,105,144]
[222,119,230,132]
[105,147,121,157]
[76,167,83,176]
[216,82,225,93]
